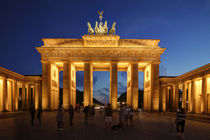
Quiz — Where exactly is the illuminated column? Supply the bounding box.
[42,61,51,110]
[13,81,17,111]
[182,82,187,109]
[38,82,42,109]
[151,64,159,111]
[22,84,26,110]
[131,63,138,110]
[161,84,167,112]
[127,64,131,106]
[187,82,191,112]
[84,62,93,107]
[166,86,169,111]
[63,62,71,109]
[35,84,39,110]
[175,84,179,110]
[201,76,207,113]
[110,62,118,110]
[191,79,196,113]
[70,64,76,108]
[172,85,176,111]
[2,77,7,111]
[27,84,31,109]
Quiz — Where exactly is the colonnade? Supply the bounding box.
[160,75,210,114]
[41,61,160,111]
[0,76,41,112]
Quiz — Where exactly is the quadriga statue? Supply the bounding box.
[109,22,116,35]
[87,22,94,35]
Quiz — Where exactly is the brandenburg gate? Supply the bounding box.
[36,12,165,111]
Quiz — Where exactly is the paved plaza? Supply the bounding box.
[0,112,210,140]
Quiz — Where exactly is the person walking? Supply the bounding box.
[175,108,186,139]
[83,106,89,124]
[69,105,74,126]
[104,103,112,128]
[30,106,35,127]
[56,106,64,130]
[37,107,42,126]
[119,104,124,128]
[123,105,129,127]
[129,108,134,126]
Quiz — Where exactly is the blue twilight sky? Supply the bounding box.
[0,0,210,103]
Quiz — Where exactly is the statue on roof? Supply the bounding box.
[87,11,116,35]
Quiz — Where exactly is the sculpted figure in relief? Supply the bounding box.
[109,22,116,35]
[87,22,94,35]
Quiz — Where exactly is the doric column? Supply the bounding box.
[172,85,176,111]
[187,82,191,112]
[182,82,187,109]
[161,84,167,112]
[35,84,39,110]
[151,64,159,111]
[22,84,26,110]
[191,79,196,113]
[175,84,179,110]
[84,62,93,107]
[13,81,17,111]
[166,86,169,111]
[2,77,7,111]
[27,84,31,109]
[63,62,71,109]
[131,63,138,110]
[42,61,51,110]
[110,62,118,110]
[201,76,207,114]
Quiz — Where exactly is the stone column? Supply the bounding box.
[35,84,39,110]
[187,82,191,112]
[22,84,26,110]
[161,84,167,112]
[13,81,17,111]
[42,61,51,110]
[201,76,207,114]
[191,79,196,113]
[172,85,176,111]
[2,77,7,111]
[175,84,179,110]
[110,62,118,110]
[27,85,31,109]
[166,86,169,111]
[131,63,138,110]
[151,64,160,111]
[63,62,71,109]
[182,82,186,109]
[38,82,42,109]
[84,62,92,107]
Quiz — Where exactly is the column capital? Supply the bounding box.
[41,60,50,64]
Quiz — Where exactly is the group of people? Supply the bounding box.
[56,105,74,130]
[104,103,134,129]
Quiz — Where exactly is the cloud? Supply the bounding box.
[120,71,127,80]
[118,82,127,95]
[76,72,99,88]
[94,87,110,104]
[93,76,98,85]
[76,71,84,88]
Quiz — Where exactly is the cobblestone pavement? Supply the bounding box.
[0,111,210,140]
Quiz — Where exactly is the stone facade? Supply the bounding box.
[36,35,165,111]
[0,67,41,111]
[159,63,210,114]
